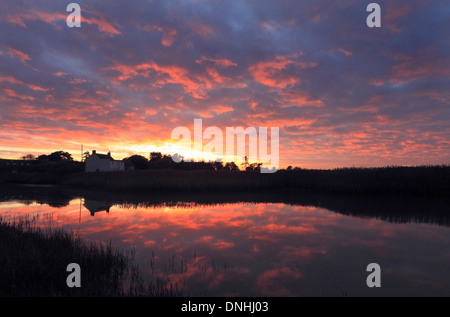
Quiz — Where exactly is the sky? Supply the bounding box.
[0,0,449,169]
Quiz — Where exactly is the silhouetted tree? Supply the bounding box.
[148,153,180,169]
[124,155,149,170]
[149,152,163,162]
[159,154,175,168]
[246,162,262,172]
[83,151,90,162]
[241,155,249,170]
[48,151,73,161]
[212,161,224,171]
[21,154,36,161]
[224,162,239,171]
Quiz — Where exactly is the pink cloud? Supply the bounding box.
[196,56,237,68]
[7,47,31,63]
[390,53,450,83]
[4,9,120,36]
[0,76,49,92]
[248,56,309,88]
[161,27,177,47]
[143,25,177,47]
[187,23,214,37]
[104,61,227,99]
[82,15,121,35]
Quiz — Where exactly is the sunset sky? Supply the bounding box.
[0,0,449,169]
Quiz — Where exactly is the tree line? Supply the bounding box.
[21,151,74,162]
[123,152,262,171]
[18,151,265,172]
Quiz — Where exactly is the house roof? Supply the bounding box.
[94,153,114,161]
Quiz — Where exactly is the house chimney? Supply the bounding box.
[92,150,96,154]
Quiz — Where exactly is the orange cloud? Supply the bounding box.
[143,25,177,46]
[206,66,232,84]
[5,15,27,28]
[0,76,49,92]
[79,8,122,35]
[4,9,120,36]
[161,27,177,47]
[197,105,234,118]
[3,88,34,100]
[279,90,323,108]
[187,23,214,37]
[390,53,450,83]
[383,2,412,33]
[196,56,237,68]
[106,61,211,99]
[83,16,121,35]
[336,48,352,56]
[3,10,66,29]
[7,47,31,63]
[34,10,66,24]
[248,56,307,88]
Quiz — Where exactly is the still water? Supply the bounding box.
[1,194,450,296]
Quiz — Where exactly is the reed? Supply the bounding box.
[0,218,179,297]
[61,165,450,197]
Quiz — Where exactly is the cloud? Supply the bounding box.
[82,14,121,36]
[2,6,121,36]
[142,25,177,47]
[6,47,31,63]
[0,0,448,168]
[248,55,316,89]
[196,56,237,68]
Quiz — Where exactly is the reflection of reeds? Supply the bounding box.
[0,216,225,297]
[61,165,450,197]
[142,252,227,297]
[0,218,181,297]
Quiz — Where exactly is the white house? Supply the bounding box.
[85,150,124,172]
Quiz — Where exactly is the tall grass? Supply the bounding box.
[62,165,450,197]
[0,218,180,297]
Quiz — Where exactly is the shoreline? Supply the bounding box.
[1,165,450,197]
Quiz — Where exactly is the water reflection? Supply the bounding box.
[1,186,450,296]
[3,185,450,227]
[84,199,112,216]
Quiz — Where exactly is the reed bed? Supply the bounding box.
[0,218,180,297]
[62,165,450,197]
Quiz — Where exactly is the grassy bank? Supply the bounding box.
[61,165,450,197]
[0,218,179,297]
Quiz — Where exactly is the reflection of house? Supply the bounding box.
[83,199,113,216]
[85,150,124,172]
